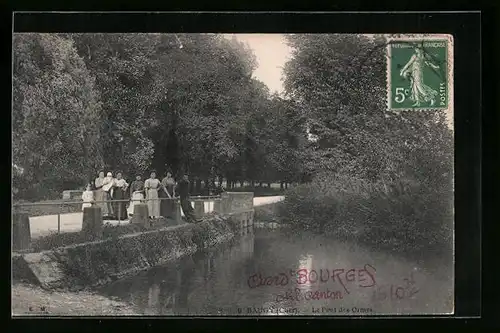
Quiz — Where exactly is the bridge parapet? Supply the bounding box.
[222,192,254,214]
[12,192,255,251]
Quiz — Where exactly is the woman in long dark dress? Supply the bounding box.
[160,172,176,218]
[112,172,129,220]
[128,175,145,217]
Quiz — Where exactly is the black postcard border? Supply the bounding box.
[7,9,490,331]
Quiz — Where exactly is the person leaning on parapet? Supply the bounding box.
[175,174,200,223]
[160,171,176,219]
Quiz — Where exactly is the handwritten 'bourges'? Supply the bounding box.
[247,264,377,294]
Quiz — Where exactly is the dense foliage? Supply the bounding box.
[13,33,306,200]
[279,34,453,257]
[13,34,103,199]
[13,32,454,258]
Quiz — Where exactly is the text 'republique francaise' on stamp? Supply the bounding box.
[386,34,454,112]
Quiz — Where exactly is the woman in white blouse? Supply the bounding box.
[102,172,115,218]
[145,171,161,218]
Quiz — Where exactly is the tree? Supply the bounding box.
[13,33,102,199]
[283,34,453,185]
[70,33,158,177]
[13,33,308,200]
[280,34,454,255]
[71,33,261,183]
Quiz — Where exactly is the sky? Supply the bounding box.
[224,33,453,127]
[225,34,292,95]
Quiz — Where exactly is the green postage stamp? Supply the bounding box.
[387,34,454,111]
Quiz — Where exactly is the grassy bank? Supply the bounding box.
[277,174,453,263]
[12,283,137,316]
[30,217,177,252]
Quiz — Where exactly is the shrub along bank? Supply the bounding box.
[277,174,453,262]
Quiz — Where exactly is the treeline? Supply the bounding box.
[279,34,454,258]
[13,33,308,200]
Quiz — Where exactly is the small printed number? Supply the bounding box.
[395,87,406,103]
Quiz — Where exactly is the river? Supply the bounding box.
[97,226,453,316]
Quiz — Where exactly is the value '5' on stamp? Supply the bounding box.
[387,36,452,110]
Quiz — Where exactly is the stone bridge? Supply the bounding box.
[11,192,269,290]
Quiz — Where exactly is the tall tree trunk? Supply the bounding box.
[210,177,217,192]
[240,180,245,188]
[259,181,263,187]
[285,182,288,189]
[204,178,210,195]
[195,179,202,195]
[267,182,271,188]
[280,181,284,190]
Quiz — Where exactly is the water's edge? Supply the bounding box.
[13,213,249,290]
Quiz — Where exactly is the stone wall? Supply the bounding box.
[62,190,84,200]
[12,191,255,290]
[222,192,254,213]
[13,212,250,290]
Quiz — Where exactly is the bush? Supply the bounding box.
[278,173,453,260]
[227,186,285,197]
[31,219,172,252]
[254,203,282,223]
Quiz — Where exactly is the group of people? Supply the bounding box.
[81,170,200,223]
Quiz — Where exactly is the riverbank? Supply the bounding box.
[12,283,138,316]
[14,214,245,289]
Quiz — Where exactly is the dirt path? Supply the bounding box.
[12,283,138,316]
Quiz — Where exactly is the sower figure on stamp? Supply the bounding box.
[400,46,440,107]
[176,174,199,223]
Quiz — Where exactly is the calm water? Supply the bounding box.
[98,227,453,316]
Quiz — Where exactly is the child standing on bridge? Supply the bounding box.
[81,183,94,211]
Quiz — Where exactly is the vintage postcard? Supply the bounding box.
[12,30,454,316]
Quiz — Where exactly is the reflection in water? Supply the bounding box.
[146,283,160,315]
[297,254,314,293]
[98,227,453,316]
